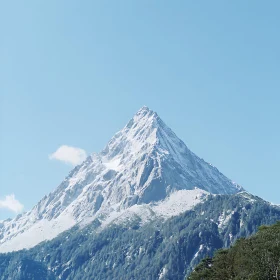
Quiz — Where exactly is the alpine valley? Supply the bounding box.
[0,107,279,280]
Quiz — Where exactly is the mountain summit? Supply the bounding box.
[0,106,242,252]
[100,106,242,202]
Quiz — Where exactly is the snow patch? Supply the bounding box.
[194,244,204,259]
[158,266,168,279]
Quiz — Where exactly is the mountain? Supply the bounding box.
[0,106,279,280]
[0,106,242,252]
[1,192,280,280]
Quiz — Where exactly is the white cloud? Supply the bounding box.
[49,145,87,166]
[0,194,24,214]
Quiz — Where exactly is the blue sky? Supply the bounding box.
[0,1,279,219]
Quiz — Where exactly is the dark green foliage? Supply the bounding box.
[0,193,280,280]
[188,222,280,280]
[0,254,55,280]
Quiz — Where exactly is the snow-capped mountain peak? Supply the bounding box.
[101,106,194,180]
[0,106,243,252]
[101,106,159,159]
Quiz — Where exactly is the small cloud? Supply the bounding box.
[0,194,24,214]
[49,145,87,166]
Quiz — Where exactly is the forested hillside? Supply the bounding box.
[188,221,280,280]
[0,193,280,280]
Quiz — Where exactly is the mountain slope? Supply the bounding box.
[0,106,242,252]
[0,192,279,280]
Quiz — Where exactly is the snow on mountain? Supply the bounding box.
[100,188,210,228]
[0,106,243,252]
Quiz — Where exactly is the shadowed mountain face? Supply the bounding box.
[0,106,242,252]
